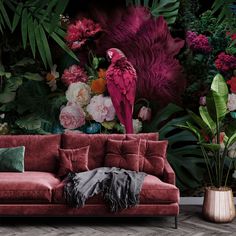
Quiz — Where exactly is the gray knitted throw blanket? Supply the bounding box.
[64,167,147,212]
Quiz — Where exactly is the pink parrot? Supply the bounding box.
[106,48,137,134]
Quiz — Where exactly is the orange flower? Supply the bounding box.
[98,69,106,79]
[91,77,106,94]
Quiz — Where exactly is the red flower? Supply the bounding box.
[226,31,236,41]
[65,18,102,50]
[227,76,236,93]
[186,31,212,54]
[61,65,88,87]
[215,52,236,73]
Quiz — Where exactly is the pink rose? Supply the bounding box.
[59,103,85,129]
[138,106,151,121]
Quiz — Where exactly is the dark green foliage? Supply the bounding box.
[143,104,206,193]
[0,0,78,68]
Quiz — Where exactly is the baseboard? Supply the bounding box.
[180,197,236,205]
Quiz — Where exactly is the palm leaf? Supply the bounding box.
[12,2,23,32]
[126,0,180,25]
[0,0,11,31]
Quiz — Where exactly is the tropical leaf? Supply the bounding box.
[0,0,11,31]
[206,90,228,122]
[126,0,180,25]
[143,104,206,192]
[210,74,228,102]
[0,77,22,104]
[23,73,44,81]
[199,106,216,133]
[16,115,42,130]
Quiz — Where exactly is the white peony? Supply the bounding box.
[227,93,236,111]
[86,95,116,123]
[66,82,91,106]
[132,119,142,134]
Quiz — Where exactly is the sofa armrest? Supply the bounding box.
[163,160,176,185]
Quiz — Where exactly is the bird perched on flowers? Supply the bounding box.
[106,48,137,134]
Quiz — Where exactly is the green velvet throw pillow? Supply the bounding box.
[0,146,25,172]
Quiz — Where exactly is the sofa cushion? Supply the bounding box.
[62,133,125,169]
[0,135,61,172]
[140,140,168,177]
[0,171,60,203]
[57,146,90,178]
[53,174,179,204]
[104,139,140,171]
[62,133,158,170]
[0,146,25,172]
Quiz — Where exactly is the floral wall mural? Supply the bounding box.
[0,0,236,196]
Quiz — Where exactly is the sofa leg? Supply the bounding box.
[174,216,178,229]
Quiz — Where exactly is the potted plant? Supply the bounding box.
[179,74,236,223]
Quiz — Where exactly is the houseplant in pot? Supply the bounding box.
[179,74,236,223]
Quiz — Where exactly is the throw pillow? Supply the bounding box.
[58,146,90,177]
[140,140,168,176]
[104,139,140,171]
[0,146,25,172]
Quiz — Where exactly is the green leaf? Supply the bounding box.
[12,2,23,32]
[49,31,79,62]
[34,20,47,68]
[0,0,11,29]
[50,0,69,33]
[200,143,221,152]
[101,121,117,130]
[39,24,53,67]
[206,90,228,122]
[28,16,36,58]
[0,77,22,104]
[21,8,28,49]
[199,106,216,133]
[23,73,44,81]
[210,74,228,102]
[227,132,236,148]
[13,58,35,67]
[16,115,42,130]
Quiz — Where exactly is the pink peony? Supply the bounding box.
[86,95,115,123]
[186,31,212,54]
[138,106,151,121]
[215,52,236,73]
[65,18,102,50]
[59,103,85,130]
[61,65,88,86]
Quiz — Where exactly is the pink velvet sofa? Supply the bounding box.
[0,133,179,228]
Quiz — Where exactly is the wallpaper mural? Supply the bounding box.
[0,0,236,195]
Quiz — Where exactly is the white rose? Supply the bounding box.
[66,82,91,106]
[227,93,236,111]
[232,170,236,179]
[133,119,142,134]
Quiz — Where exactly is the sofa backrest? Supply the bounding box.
[62,132,159,171]
[0,134,61,172]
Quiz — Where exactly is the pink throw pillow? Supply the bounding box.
[104,139,140,171]
[57,146,89,177]
[140,140,168,176]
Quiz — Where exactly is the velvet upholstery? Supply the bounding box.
[0,133,179,218]
[0,203,179,216]
[139,140,168,177]
[57,146,90,177]
[0,172,60,203]
[0,135,61,172]
[104,139,140,171]
[53,174,179,204]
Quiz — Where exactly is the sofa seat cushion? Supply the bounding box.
[53,174,179,204]
[0,171,61,203]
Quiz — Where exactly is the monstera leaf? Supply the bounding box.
[0,77,22,104]
[143,103,206,193]
[126,0,180,25]
[16,114,42,130]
